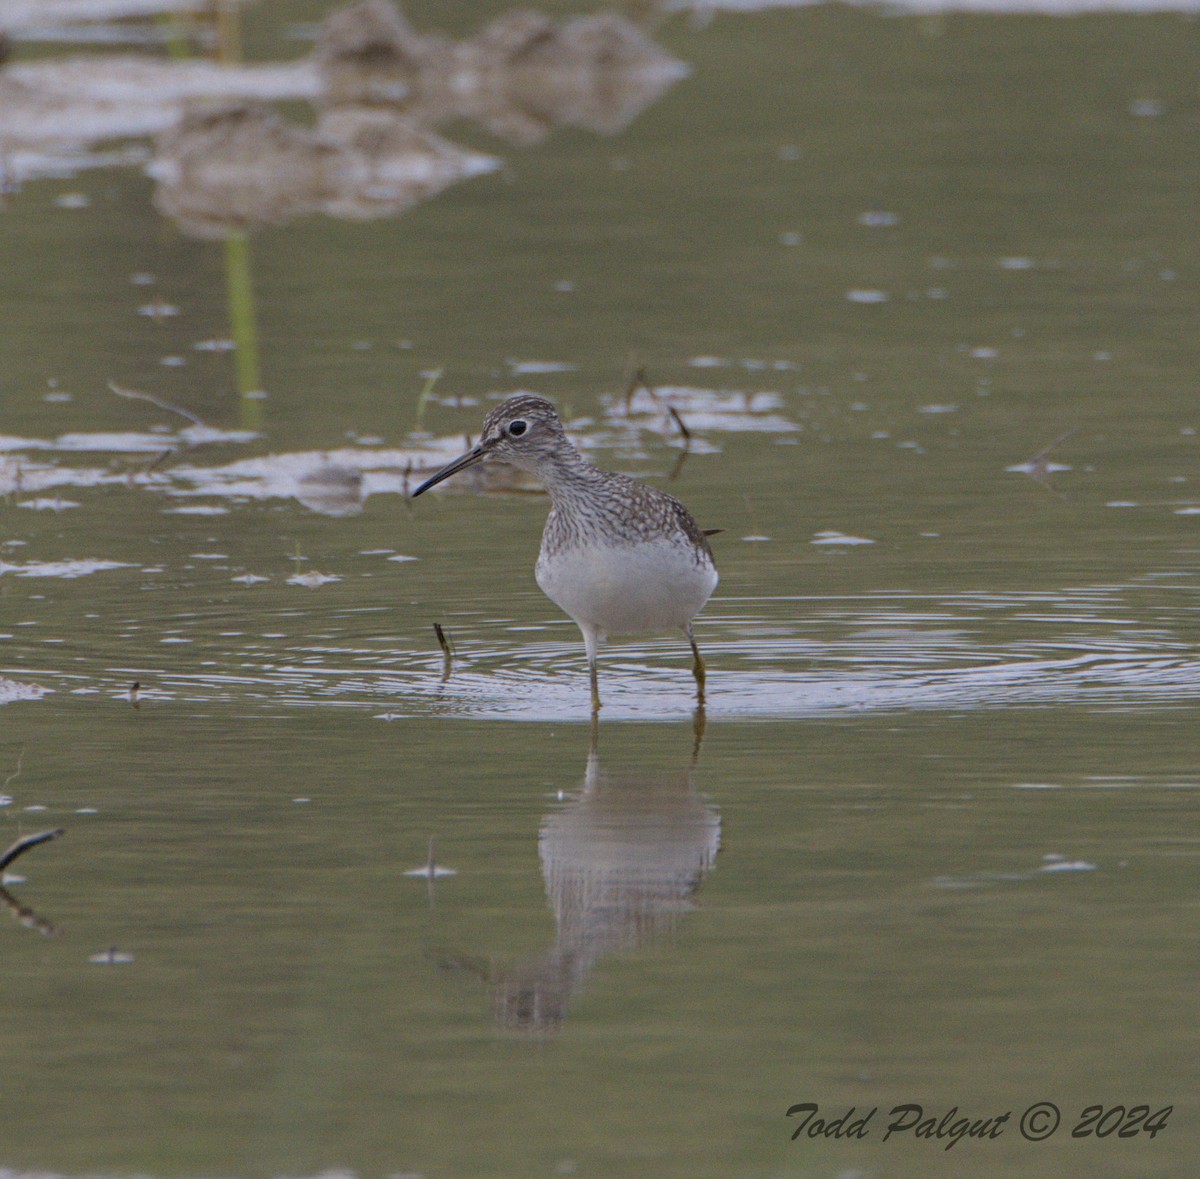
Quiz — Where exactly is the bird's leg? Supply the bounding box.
[686,623,706,706]
[691,699,707,759]
[581,624,602,715]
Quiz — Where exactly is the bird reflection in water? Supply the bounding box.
[147,1,687,238]
[315,0,689,147]
[430,724,719,1033]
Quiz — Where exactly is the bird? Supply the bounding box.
[411,394,717,711]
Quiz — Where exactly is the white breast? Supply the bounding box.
[536,537,718,638]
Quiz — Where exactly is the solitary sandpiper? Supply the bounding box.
[411,395,718,710]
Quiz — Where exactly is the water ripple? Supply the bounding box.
[6,582,1200,719]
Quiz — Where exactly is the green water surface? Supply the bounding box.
[1,4,1197,1177]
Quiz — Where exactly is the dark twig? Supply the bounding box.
[0,886,59,937]
[622,365,650,414]
[108,380,207,428]
[1015,427,1078,497]
[433,623,453,680]
[3,746,25,792]
[668,447,689,483]
[109,381,209,477]
[666,404,691,444]
[1027,427,1078,465]
[617,369,695,477]
[140,448,176,478]
[0,828,65,873]
[665,405,693,482]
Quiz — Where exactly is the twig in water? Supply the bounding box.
[666,404,692,444]
[622,364,650,414]
[0,828,64,874]
[108,380,207,428]
[433,623,453,679]
[109,380,212,477]
[1015,427,1078,496]
[1027,427,1077,466]
[0,886,59,937]
[3,746,25,792]
[141,448,176,478]
[668,447,690,483]
[665,404,693,482]
[618,370,690,454]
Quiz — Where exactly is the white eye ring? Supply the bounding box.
[508,419,528,437]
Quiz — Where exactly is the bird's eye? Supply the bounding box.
[508,420,528,438]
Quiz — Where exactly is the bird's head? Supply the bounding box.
[411,394,570,495]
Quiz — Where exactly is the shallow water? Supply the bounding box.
[1,3,1198,1178]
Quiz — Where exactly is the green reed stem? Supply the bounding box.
[224,232,264,430]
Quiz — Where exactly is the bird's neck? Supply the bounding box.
[535,444,608,508]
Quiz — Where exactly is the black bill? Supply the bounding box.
[410,443,489,497]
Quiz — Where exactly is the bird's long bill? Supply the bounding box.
[410,444,488,497]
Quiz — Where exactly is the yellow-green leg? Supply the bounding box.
[686,623,706,705]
